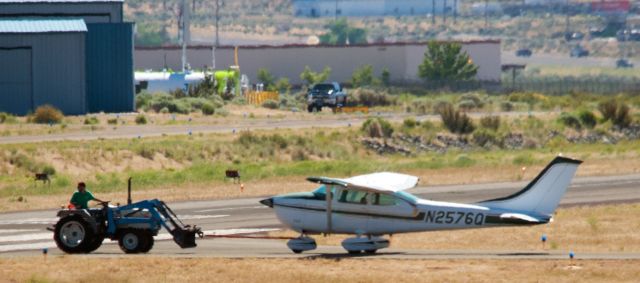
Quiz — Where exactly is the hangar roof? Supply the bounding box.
[0,18,87,33]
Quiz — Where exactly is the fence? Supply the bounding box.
[245,91,279,105]
[507,77,640,95]
[396,77,640,95]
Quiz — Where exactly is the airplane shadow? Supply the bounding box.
[304,252,406,259]
[498,252,550,256]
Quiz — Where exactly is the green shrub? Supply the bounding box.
[350,88,394,107]
[438,103,475,134]
[381,68,391,86]
[216,108,230,117]
[473,129,498,147]
[237,131,259,146]
[558,113,582,130]
[500,101,514,112]
[261,99,279,109]
[201,103,216,115]
[598,99,631,128]
[32,105,64,124]
[351,64,378,87]
[42,165,56,175]
[457,100,477,110]
[454,155,475,167]
[402,118,419,128]
[0,112,17,123]
[107,118,118,125]
[84,116,99,125]
[598,100,617,121]
[135,114,147,125]
[362,117,394,138]
[577,110,597,129]
[458,93,484,109]
[480,115,500,130]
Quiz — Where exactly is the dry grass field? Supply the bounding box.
[1,257,638,283]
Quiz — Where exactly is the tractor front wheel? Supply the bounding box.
[118,229,150,254]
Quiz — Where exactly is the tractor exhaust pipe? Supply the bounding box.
[127,177,132,205]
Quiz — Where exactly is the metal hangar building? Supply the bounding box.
[0,0,134,115]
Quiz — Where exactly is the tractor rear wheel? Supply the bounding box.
[118,229,149,254]
[54,215,95,254]
[83,234,105,253]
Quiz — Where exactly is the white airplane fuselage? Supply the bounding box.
[271,192,546,235]
[260,157,581,253]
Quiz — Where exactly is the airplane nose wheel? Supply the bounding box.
[287,233,317,254]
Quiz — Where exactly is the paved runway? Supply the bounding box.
[1,173,639,258]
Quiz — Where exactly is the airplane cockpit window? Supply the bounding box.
[312,185,335,200]
[395,191,418,204]
[338,190,368,205]
[372,193,396,206]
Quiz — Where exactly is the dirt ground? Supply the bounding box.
[1,257,638,283]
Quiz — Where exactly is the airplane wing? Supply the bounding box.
[307,172,419,193]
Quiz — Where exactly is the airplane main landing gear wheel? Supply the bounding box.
[365,249,377,254]
[347,250,361,255]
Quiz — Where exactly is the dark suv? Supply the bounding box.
[307,82,347,112]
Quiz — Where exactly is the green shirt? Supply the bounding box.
[70,191,95,209]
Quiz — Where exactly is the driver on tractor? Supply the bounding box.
[70,182,106,209]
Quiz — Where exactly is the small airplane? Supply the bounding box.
[260,156,582,254]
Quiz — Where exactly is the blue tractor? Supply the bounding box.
[53,179,202,254]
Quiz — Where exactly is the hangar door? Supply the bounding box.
[0,48,32,115]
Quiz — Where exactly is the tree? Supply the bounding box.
[319,18,368,45]
[418,41,478,82]
[381,68,391,86]
[257,68,275,89]
[351,65,378,87]
[135,22,171,46]
[274,78,291,94]
[299,66,332,86]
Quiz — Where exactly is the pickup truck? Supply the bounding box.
[307,82,347,112]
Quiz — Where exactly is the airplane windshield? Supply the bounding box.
[395,191,418,204]
[312,185,335,199]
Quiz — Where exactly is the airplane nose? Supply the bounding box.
[259,198,273,208]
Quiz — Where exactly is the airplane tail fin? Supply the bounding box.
[479,156,582,216]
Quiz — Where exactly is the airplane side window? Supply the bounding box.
[338,190,368,205]
[373,193,396,206]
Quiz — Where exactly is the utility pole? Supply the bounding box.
[335,0,338,21]
[564,0,570,34]
[179,0,190,72]
[215,0,220,47]
[453,0,457,24]
[484,0,488,29]
[212,0,219,71]
[443,0,447,25]
[432,0,436,24]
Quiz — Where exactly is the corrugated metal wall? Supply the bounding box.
[86,23,134,113]
[0,47,32,115]
[0,32,86,115]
